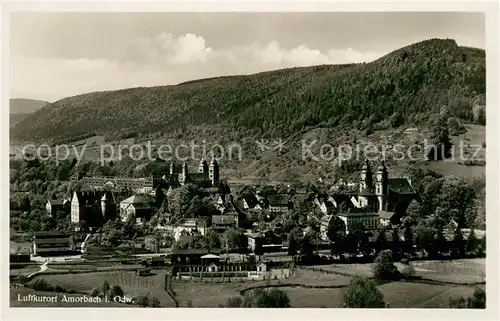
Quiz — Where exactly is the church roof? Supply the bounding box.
[120,194,155,205]
[358,187,375,196]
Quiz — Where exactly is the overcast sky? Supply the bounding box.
[10,12,485,102]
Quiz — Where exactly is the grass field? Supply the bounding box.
[314,258,485,284]
[426,124,485,180]
[14,259,485,308]
[170,259,485,308]
[27,269,176,307]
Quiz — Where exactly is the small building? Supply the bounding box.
[119,194,157,224]
[267,194,292,213]
[256,261,267,272]
[32,231,71,256]
[206,262,219,272]
[168,218,207,241]
[211,214,238,231]
[378,211,396,227]
[337,208,379,234]
[170,248,220,265]
[45,199,70,217]
[246,232,265,252]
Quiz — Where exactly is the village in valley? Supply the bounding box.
[8,11,488,310]
[10,149,487,308]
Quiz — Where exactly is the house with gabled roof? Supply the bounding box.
[70,190,119,227]
[119,194,157,224]
[267,194,292,213]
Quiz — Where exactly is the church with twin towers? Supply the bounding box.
[153,155,220,189]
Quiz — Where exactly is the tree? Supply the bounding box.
[415,221,438,257]
[452,226,465,257]
[468,288,486,308]
[109,285,124,298]
[447,117,466,136]
[466,228,477,255]
[375,228,387,253]
[203,228,221,251]
[402,225,414,256]
[449,288,485,309]
[101,280,110,298]
[299,232,314,257]
[427,115,452,161]
[476,107,486,125]
[242,288,291,308]
[327,215,346,245]
[342,277,386,308]
[372,250,399,280]
[287,230,298,259]
[222,228,247,250]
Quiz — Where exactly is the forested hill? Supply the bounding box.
[11,38,485,143]
[9,98,50,127]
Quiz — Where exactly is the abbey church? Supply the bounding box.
[153,155,220,190]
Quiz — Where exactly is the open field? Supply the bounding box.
[426,124,485,180]
[28,269,176,307]
[10,264,41,277]
[170,259,485,308]
[314,258,485,284]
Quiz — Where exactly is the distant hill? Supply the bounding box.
[10,98,49,114]
[11,38,485,144]
[9,98,49,127]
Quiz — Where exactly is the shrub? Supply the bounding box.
[449,288,485,309]
[372,250,399,280]
[226,296,243,307]
[242,288,291,308]
[90,288,100,297]
[343,277,386,308]
[135,294,150,307]
[401,264,416,279]
[151,297,161,307]
[31,278,49,291]
[109,285,124,298]
[53,284,65,293]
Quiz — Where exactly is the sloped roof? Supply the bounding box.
[186,173,210,183]
[246,232,264,239]
[268,194,290,206]
[378,211,396,220]
[338,207,377,217]
[241,194,258,207]
[212,215,237,225]
[388,178,415,195]
[47,199,64,206]
[358,187,375,196]
[121,194,155,204]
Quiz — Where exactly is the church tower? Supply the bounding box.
[180,162,188,186]
[169,162,175,176]
[198,156,209,174]
[208,156,219,187]
[375,161,389,212]
[101,193,108,221]
[359,159,373,193]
